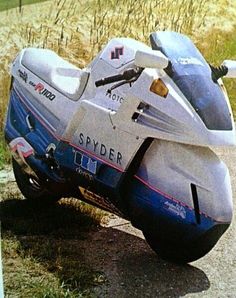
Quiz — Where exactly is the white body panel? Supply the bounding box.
[12,49,82,136]
[64,99,144,169]
[110,69,236,147]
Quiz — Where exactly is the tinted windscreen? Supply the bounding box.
[150,31,232,130]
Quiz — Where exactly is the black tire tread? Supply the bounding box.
[12,158,61,204]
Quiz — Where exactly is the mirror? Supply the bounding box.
[134,48,169,69]
[222,60,236,78]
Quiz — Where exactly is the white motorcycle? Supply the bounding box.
[4,31,236,263]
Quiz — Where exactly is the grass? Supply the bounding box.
[1,196,106,297]
[0,0,48,12]
[2,234,105,297]
[0,132,11,169]
[197,27,236,115]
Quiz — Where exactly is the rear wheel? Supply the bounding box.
[143,231,201,263]
[143,223,229,264]
[12,158,61,205]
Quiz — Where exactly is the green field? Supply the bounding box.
[0,0,47,12]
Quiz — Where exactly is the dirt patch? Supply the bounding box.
[0,166,22,201]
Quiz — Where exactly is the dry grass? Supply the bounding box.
[0,0,216,128]
[89,0,210,57]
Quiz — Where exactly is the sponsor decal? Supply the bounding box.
[105,90,124,103]
[9,137,34,163]
[18,69,28,83]
[76,168,94,181]
[74,150,97,174]
[78,133,123,165]
[79,187,123,216]
[9,137,34,157]
[164,201,186,219]
[29,81,56,101]
[111,46,124,60]
[177,57,204,66]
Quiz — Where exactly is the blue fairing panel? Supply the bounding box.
[5,88,57,154]
[5,87,123,190]
[129,176,216,241]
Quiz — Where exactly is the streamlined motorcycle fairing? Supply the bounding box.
[4,31,235,263]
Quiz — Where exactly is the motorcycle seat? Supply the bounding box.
[21,48,89,100]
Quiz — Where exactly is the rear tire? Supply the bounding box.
[12,158,61,205]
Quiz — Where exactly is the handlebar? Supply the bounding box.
[95,68,143,87]
[210,64,228,83]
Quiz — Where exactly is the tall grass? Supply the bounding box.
[89,0,209,56]
[0,0,211,127]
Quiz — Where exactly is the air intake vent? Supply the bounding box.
[131,104,186,134]
[191,183,201,224]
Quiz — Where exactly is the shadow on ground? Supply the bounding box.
[0,198,210,297]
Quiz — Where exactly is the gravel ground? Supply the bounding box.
[0,147,235,297]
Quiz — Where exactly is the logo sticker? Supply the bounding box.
[111,46,124,59]
[9,137,34,163]
[18,69,28,83]
[29,81,56,101]
[9,137,34,157]
[76,168,94,181]
[105,90,124,103]
[164,201,186,219]
[177,57,204,66]
[79,187,123,216]
[78,133,123,165]
[74,151,97,174]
